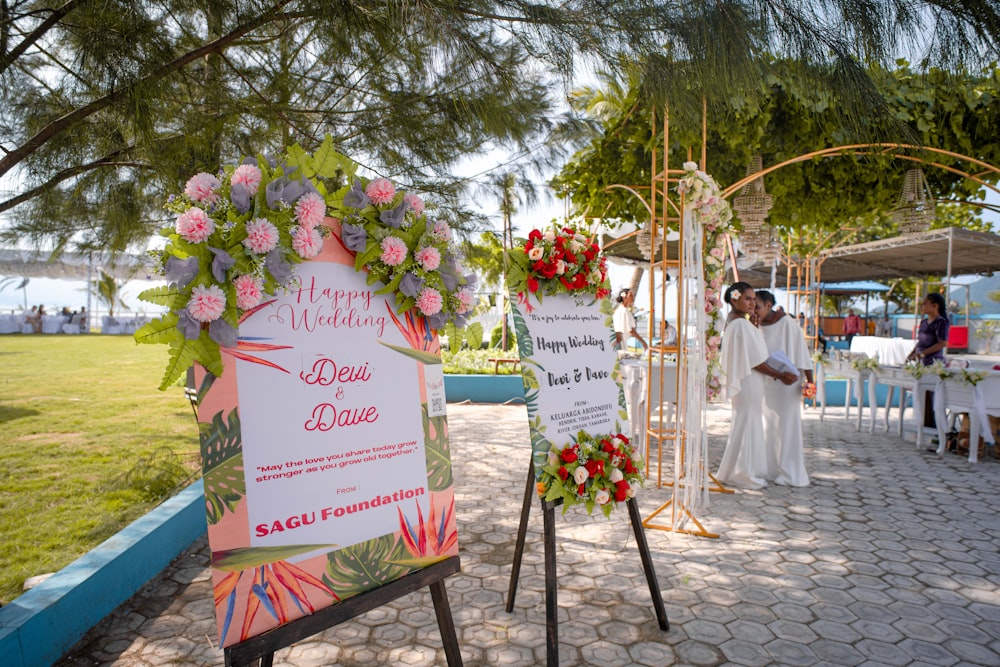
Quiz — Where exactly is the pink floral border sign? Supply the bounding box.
[137,139,470,647]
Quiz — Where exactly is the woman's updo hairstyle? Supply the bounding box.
[755,289,775,306]
[616,288,631,304]
[724,281,753,305]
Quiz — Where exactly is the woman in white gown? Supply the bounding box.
[755,290,812,487]
[717,283,799,489]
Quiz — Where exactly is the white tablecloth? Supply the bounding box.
[933,372,1000,463]
[850,336,913,365]
[0,314,23,334]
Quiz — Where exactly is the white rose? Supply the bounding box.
[573,466,589,484]
[693,179,704,192]
[555,260,566,275]
[627,486,636,499]
[595,489,611,505]
[611,437,624,448]
[569,240,583,253]
[609,468,624,483]
[528,247,544,261]
[543,229,556,242]
[683,161,698,171]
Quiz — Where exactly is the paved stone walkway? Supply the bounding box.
[61,402,1000,666]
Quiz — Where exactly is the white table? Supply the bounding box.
[40,315,68,334]
[0,314,23,334]
[619,359,678,461]
[869,365,916,436]
[819,357,876,432]
[850,336,913,366]
[933,372,1000,463]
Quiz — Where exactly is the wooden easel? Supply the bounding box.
[225,556,463,667]
[505,461,669,667]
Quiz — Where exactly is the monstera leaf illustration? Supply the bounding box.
[423,404,452,491]
[322,534,415,599]
[510,300,534,357]
[200,407,244,525]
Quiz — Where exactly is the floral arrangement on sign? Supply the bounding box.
[538,431,643,518]
[136,137,472,389]
[505,223,610,312]
[850,355,880,372]
[677,162,734,402]
[338,178,477,330]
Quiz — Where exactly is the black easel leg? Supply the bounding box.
[505,460,536,612]
[542,500,559,667]
[430,579,464,667]
[627,498,669,631]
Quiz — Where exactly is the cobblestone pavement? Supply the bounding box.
[61,402,1000,666]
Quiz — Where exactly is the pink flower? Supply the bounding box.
[187,284,226,322]
[430,220,451,242]
[243,217,279,254]
[231,164,263,196]
[455,288,476,314]
[366,178,396,205]
[176,207,215,243]
[415,287,443,316]
[291,225,323,258]
[185,172,221,204]
[233,274,264,310]
[294,192,326,229]
[709,246,724,259]
[380,236,408,266]
[414,246,441,271]
[404,193,425,215]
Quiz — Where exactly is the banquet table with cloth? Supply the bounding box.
[932,372,1000,463]
[869,365,916,437]
[619,358,677,461]
[849,336,913,365]
[817,356,877,431]
[0,314,24,334]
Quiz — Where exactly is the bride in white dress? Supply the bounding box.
[716,283,798,489]
[755,290,812,487]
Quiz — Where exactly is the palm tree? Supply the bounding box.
[0,277,30,310]
[91,271,129,319]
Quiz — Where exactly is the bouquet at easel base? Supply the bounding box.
[538,431,644,518]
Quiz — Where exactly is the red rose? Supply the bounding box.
[559,276,574,291]
[572,274,587,289]
[577,483,586,496]
[529,229,542,242]
[583,249,595,261]
[617,434,630,444]
[540,263,558,279]
[524,240,534,251]
[558,466,569,480]
[554,237,565,249]
[614,481,629,502]
[560,447,578,463]
[601,440,614,453]
[527,277,540,293]
[585,459,604,477]
[563,227,575,235]
[563,251,577,264]
[624,459,637,474]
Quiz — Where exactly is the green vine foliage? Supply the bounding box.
[554,58,1000,255]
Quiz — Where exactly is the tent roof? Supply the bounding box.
[815,280,891,294]
[741,227,1000,287]
[0,248,149,281]
[600,229,680,266]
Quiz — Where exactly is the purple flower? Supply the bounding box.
[399,272,424,298]
[379,200,408,228]
[266,249,293,285]
[209,319,238,348]
[165,255,199,288]
[266,176,306,209]
[452,313,468,329]
[427,312,447,330]
[207,246,235,283]
[175,309,202,340]
[230,183,251,214]
[343,178,371,209]
[341,223,368,252]
[464,273,478,290]
[440,268,459,292]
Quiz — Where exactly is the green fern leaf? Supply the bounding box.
[137,284,185,308]
[134,313,180,345]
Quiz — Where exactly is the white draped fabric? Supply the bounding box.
[759,316,811,486]
[717,316,770,489]
[849,336,913,366]
[932,373,1000,463]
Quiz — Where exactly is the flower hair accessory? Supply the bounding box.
[505,223,610,311]
[537,431,644,518]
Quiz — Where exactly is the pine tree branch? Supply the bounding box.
[0,149,150,214]
[0,0,299,181]
[0,0,91,76]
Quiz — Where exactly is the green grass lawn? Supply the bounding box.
[0,335,201,604]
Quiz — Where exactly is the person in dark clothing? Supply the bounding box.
[906,293,950,431]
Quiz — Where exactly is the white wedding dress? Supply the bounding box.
[760,315,812,487]
[716,317,770,489]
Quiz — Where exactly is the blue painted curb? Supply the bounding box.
[444,374,525,403]
[0,480,207,667]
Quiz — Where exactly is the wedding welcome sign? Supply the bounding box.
[136,140,469,653]
[194,230,456,647]
[505,225,641,517]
